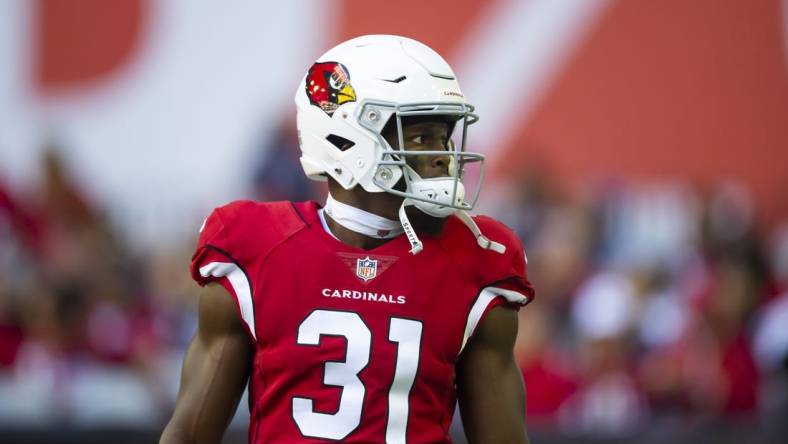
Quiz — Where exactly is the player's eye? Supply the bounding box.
[409,135,424,145]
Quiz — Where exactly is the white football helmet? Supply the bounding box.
[295,35,503,254]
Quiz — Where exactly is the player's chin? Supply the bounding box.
[405,206,448,237]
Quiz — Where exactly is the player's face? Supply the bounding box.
[381,118,453,236]
[383,119,452,179]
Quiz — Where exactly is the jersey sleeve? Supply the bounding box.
[189,202,257,341]
[475,215,535,306]
[459,216,535,354]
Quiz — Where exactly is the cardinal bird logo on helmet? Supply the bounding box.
[305,62,357,116]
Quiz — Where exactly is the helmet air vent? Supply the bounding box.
[326,134,355,151]
[382,76,407,83]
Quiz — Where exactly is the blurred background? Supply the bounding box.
[0,0,787,443]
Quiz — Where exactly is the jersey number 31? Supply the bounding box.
[292,309,423,443]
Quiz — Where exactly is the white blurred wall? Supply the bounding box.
[0,0,614,250]
[0,0,333,249]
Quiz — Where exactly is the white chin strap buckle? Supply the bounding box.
[456,210,506,254]
[457,211,506,254]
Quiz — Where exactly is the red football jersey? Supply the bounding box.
[190,200,534,443]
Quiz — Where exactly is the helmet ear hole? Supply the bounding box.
[380,116,399,148]
[326,134,355,151]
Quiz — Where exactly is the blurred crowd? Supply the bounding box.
[506,164,788,437]
[1,138,787,439]
[0,145,198,426]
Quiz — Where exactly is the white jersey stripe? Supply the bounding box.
[460,286,529,354]
[199,261,256,340]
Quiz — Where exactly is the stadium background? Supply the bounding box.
[0,0,787,443]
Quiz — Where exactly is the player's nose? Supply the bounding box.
[430,154,450,176]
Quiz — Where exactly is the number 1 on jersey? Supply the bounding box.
[387,317,423,444]
[292,310,423,443]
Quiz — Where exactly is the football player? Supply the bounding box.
[161,35,534,444]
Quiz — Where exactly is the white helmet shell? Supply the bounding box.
[294,35,482,208]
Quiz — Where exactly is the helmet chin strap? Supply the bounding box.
[398,198,506,255]
[397,164,506,255]
[455,210,507,254]
[398,199,424,255]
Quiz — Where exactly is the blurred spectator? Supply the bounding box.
[558,271,645,434]
[251,121,323,203]
[516,304,579,427]
[0,181,37,369]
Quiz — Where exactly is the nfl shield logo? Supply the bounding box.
[356,257,378,282]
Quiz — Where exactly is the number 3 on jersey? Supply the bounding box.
[292,310,423,443]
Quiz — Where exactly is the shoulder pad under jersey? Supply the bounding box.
[190,200,309,286]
